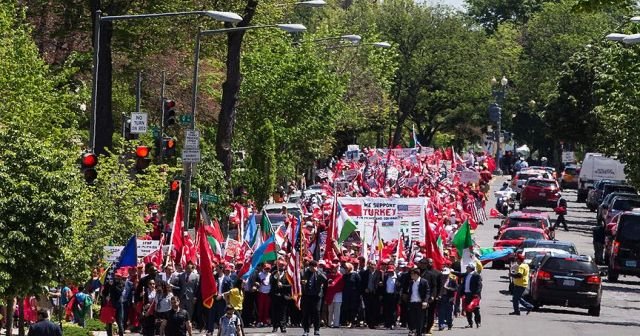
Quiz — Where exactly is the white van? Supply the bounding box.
[577,153,626,202]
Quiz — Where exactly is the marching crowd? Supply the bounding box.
[15,146,496,336]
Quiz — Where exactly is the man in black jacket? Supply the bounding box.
[271,260,292,333]
[407,268,430,336]
[454,263,482,329]
[301,260,327,336]
[28,309,62,336]
[360,261,383,329]
[420,258,442,335]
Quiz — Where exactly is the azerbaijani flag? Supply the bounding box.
[260,210,274,240]
[337,202,357,243]
[242,236,277,279]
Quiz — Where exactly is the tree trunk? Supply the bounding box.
[17,297,24,336]
[391,112,409,147]
[216,0,259,181]
[6,297,14,336]
[91,0,114,155]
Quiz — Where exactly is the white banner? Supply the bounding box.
[459,170,480,184]
[337,197,427,242]
[104,240,160,262]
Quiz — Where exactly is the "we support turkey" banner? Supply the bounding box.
[338,197,428,242]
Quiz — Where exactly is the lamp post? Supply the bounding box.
[89,10,242,151]
[183,23,307,230]
[490,75,508,175]
[313,34,363,44]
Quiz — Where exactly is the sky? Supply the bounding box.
[422,0,466,11]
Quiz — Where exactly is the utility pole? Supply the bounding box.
[158,71,166,164]
[136,71,142,112]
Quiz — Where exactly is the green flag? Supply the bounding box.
[452,220,473,256]
[260,211,273,240]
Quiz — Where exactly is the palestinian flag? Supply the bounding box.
[201,207,224,257]
[337,202,357,243]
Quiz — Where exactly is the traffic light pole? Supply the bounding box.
[136,71,142,113]
[183,28,202,231]
[158,71,166,164]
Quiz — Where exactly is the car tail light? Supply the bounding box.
[586,275,601,285]
[613,241,620,255]
[537,270,552,280]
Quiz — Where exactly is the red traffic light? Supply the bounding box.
[136,145,150,158]
[170,180,180,191]
[164,99,176,109]
[166,138,175,149]
[81,152,98,168]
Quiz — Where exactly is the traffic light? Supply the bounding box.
[163,137,176,158]
[81,152,98,184]
[135,145,151,172]
[163,99,176,126]
[169,179,181,200]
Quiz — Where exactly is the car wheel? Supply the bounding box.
[588,305,601,317]
[607,270,619,282]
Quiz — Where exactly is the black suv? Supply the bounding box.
[530,254,602,316]
[607,211,640,282]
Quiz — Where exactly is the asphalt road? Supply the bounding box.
[94,177,639,336]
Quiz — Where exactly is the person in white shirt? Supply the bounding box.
[407,268,430,336]
[256,264,272,327]
[382,265,399,329]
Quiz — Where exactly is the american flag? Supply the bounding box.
[397,204,422,217]
[468,200,488,224]
[286,250,302,309]
[397,174,407,188]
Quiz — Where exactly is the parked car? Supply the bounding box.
[263,203,302,217]
[519,178,561,209]
[528,166,557,179]
[511,170,546,198]
[578,153,626,203]
[596,192,638,226]
[530,254,602,316]
[586,180,628,211]
[494,210,555,239]
[507,248,570,293]
[605,211,640,282]
[517,239,578,255]
[492,227,550,268]
[601,196,640,227]
[559,165,580,190]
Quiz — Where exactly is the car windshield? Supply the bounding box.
[519,173,539,180]
[501,230,544,240]
[564,168,577,175]
[543,258,597,274]
[264,207,301,216]
[527,180,555,188]
[607,186,636,195]
[618,215,640,241]
[533,242,577,254]
[508,217,544,228]
[612,199,640,211]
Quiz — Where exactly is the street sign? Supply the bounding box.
[130,112,148,134]
[150,126,160,138]
[189,191,219,204]
[179,115,193,124]
[182,150,201,163]
[184,130,200,149]
[182,130,201,163]
[562,151,575,163]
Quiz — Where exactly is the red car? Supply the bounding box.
[494,227,549,248]
[491,227,550,268]
[494,210,555,239]
[520,178,561,209]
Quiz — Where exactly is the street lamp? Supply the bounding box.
[605,33,628,41]
[183,23,306,229]
[89,9,242,150]
[313,34,363,44]
[490,75,508,175]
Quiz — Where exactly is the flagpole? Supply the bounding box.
[165,186,183,267]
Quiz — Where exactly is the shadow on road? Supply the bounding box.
[602,284,640,294]
[534,307,589,316]
[550,319,640,328]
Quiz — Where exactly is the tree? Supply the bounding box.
[377,1,492,146]
[252,120,276,207]
[0,128,82,334]
[466,0,551,33]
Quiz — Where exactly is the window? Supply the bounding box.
[613,199,640,211]
[618,215,640,241]
[543,258,597,274]
[527,180,556,188]
[501,230,545,240]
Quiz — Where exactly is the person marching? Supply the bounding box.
[300,260,327,336]
[407,268,430,336]
[454,263,482,329]
[509,254,534,315]
[270,261,291,333]
[437,268,457,331]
